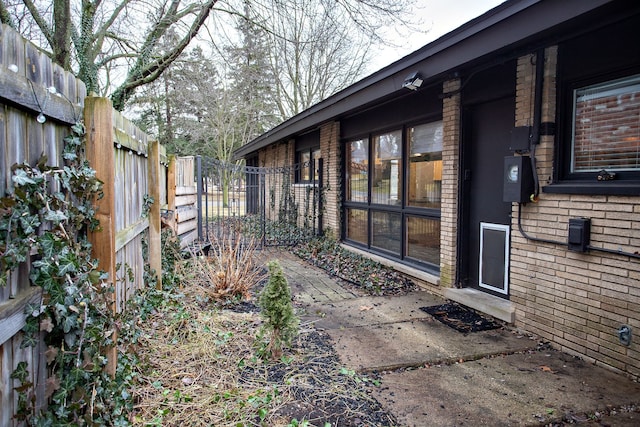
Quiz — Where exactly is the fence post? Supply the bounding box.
[84,96,117,376]
[260,172,266,247]
[167,154,177,233]
[196,155,203,241]
[148,140,162,290]
[317,158,324,236]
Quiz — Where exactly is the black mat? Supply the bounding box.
[420,302,502,333]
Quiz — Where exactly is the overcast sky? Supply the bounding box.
[372,0,506,70]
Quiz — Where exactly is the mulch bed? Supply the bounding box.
[420,302,502,333]
[292,239,417,296]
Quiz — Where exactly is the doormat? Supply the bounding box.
[420,302,502,333]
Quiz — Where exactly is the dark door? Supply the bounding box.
[460,96,514,297]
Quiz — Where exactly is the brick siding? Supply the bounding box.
[320,122,341,236]
[511,47,640,378]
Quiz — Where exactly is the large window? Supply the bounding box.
[371,211,401,254]
[572,74,640,173]
[372,131,402,205]
[346,139,368,203]
[343,121,442,271]
[345,208,367,245]
[408,122,443,208]
[406,216,440,266]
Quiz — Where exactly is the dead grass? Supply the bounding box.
[189,231,266,301]
[129,261,396,427]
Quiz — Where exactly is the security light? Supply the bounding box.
[403,72,423,90]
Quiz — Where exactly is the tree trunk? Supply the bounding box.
[53,0,71,70]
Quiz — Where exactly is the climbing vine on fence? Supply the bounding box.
[0,122,134,425]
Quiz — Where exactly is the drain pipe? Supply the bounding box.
[529,49,544,200]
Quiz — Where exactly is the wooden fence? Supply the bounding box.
[0,23,165,424]
[168,156,198,248]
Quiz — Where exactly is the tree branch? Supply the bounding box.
[0,0,15,28]
[22,0,54,45]
[111,0,217,111]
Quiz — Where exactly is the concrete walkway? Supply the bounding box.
[270,249,640,427]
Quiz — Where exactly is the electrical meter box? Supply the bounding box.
[503,156,534,203]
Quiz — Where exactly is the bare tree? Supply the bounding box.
[1,0,217,110]
[265,0,372,119]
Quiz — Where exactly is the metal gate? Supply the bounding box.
[195,157,323,247]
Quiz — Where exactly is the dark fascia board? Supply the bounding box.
[234,0,612,159]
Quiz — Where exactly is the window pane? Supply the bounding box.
[312,148,321,181]
[572,74,640,172]
[346,139,368,202]
[300,151,311,181]
[406,216,440,266]
[346,208,368,244]
[408,122,443,208]
[372,130,402,205]
[371,211,401,255]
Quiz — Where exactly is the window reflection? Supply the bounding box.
[346,139,368,202]
[346,208,367,244]
[408,122,443,208]
[373,130,402,205]
[371,211,401,255]
[406,216,440,265]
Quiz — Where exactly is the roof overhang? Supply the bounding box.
[234,0,614,159]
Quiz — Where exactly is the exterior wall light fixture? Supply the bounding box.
[403,72,423,90]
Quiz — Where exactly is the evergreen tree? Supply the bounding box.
[258,260,299,359]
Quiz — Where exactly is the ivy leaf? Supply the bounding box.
[44,346,59,364]
[54,303,68,321]
[40,316,54,333]
[56,250,77,276]
[30,264,54,289]
[45,375,61,399]
[10,361,29,382]
[45,210,68,223]
[64,331,77,348]
[62,315,78,334]
[25,303,44,317]
[0,197,16,209]
[38,233,58,260]
[62,152,78,161]
[88,270,102,285]
[21,332,39,348]
[70,122,85,137]
[12,169,36,186]
[19,214,41,234]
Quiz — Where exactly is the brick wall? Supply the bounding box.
[511,47,640,378]
[440,79,462,289]
[319,122,341,236]
[258,140,294,222]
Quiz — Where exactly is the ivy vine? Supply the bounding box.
[0,122,134,425]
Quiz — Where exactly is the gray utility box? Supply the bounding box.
[503,156,534,203]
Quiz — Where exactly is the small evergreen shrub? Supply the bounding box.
[257,260,298,359]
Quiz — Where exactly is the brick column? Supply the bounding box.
[320,121,341,237]
[440,79,461,288]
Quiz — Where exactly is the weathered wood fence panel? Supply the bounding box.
[170,156,198,248]
[0,22,85,426]
[0,23,166,422]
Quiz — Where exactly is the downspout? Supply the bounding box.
[530,48,544,200]
[517,49,562,245]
